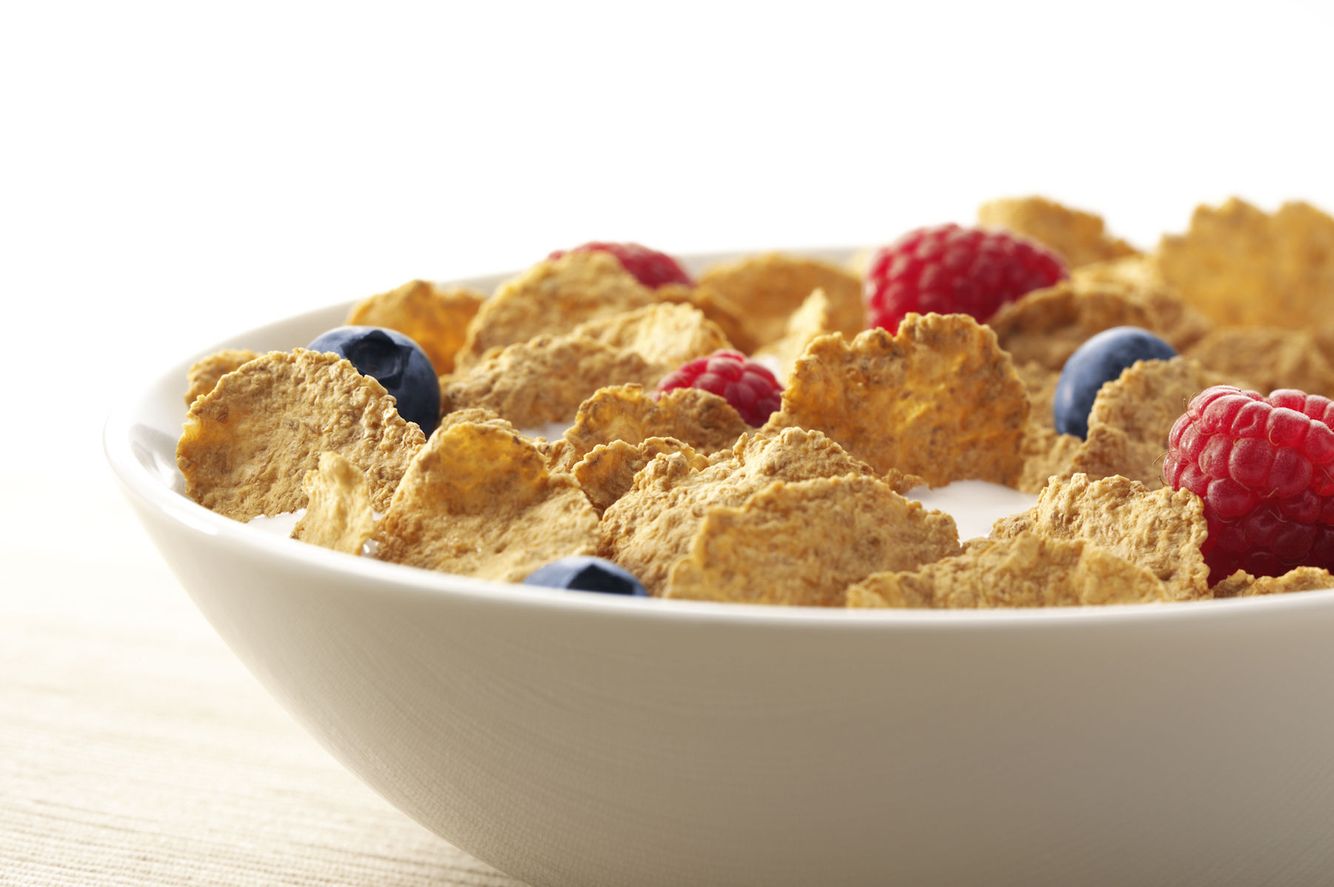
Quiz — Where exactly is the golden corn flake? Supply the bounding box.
[988,281,1152,372]
[571,302,731,381]
[457,252,655,366]
[1155,198,1334,328]
[177,350,424,520]
[184,348,259,405]
[1016,360,1060,424]
[977,196,1138,269]
[573,436,708,513]
[848,531,1167,609]
[754,288,834,381]
[374,421,598,581]
[1070,358,1223,488]
[665,476,960,607]
[600,426,874,594]
[1070,256,1213,351]
[440,335,654,428]
[346,279,484,375]
[1187,327,1333,396]
[697,253,865,348]
[655,283,756,354]
[1212,567,1334,598]
[1017,425,1080,494]
[561,384,748,466]
[775,314,1028,486]
[291,452,376,555]
[991,473,1210,601]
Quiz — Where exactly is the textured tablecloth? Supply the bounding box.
[1,473,527,886]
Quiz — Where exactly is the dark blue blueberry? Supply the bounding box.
[1054,326,1177,439]
[523,556,649,596]
[309,326,440,436]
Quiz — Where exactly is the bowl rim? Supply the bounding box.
[104,249,1334,631]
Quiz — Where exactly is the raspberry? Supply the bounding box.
[865,224,1067,332]
[1164,385,1334,584]
[548,242,692,289]
[658,350,782,426]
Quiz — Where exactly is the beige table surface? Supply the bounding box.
[1,468,527,887]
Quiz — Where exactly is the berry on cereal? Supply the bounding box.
[1052,327,1176,439]
[774,314,1029,486]
[1163,386,1334,583]
[658,350,783,427]
[309,326,442,436]
[865,224,1066,333]
[547,242,692,289]
[524,556,649,597]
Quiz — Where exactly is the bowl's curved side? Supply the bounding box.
[119,489,1334,887]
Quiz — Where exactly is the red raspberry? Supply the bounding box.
[548,242,692,289]
[658,350,782,426]
[865,224,1067,332]
[1164,385,1334,584]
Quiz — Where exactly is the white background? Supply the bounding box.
[3,0,1333,582]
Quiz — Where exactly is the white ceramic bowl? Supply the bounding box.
[106,253,1334,887]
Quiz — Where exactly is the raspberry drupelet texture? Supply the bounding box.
[657,350,782,427]
[865,224,1067,333]
[1164,386,1334,584]
[548,242,693,289]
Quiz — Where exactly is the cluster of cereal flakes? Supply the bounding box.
[176,200,1334,607]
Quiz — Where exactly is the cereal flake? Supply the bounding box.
[561,384,748,467]
[573,436,708,514]
[185,348,259,405]
[977,196,1137,268]
[988,280,1153,372]
[1213,567,1334,598]
[991,473,1210,600]
[666,476,961,607]
[374,421,598,580]
[177,350,424,520]
[600,426,874,594]
[774,314,1028,486]
[697,253,865,348]
[292,451,376,555]
[1155,198,1334,328]
[1187,327,1333,396]
[440,335,655,427]
[848,531,1168,608]
[346,279,484,375]
[571,302,731,380]
[458,252,655,365]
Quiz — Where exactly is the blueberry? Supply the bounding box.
[1054,326,1177,439]
[523,557,649,596]
[309,326,440,435]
